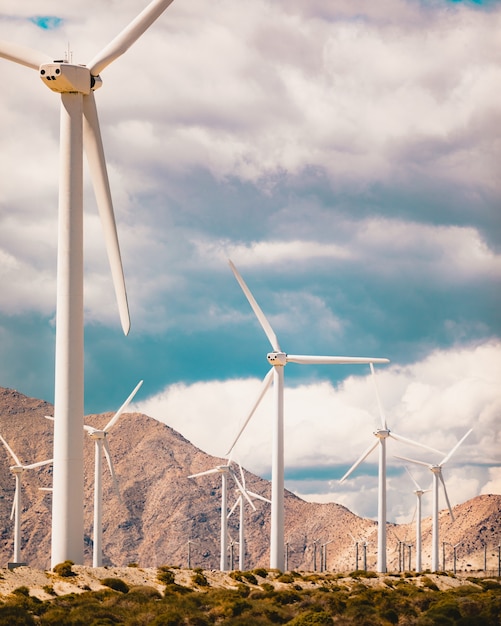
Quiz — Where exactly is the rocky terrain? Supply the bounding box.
[0,386,499,573]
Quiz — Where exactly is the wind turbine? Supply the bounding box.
[226,259,389,570]
[0,0,177,566]
[0,435,52,564]
[227,464,271,571]
[84,380,143,567]
[188,463,232,571]
[339,364,444,573]
[405,466,431,573]
[395,428,473,572]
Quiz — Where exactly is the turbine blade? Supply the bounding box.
[228,497,240,518]
[88,0,176,76]
[370,363,387,429]
[83,424,95,434]
[226,368,273,455]
[104,380,144,432]
[438,471,455,521]
[82,92,130,335]
[441,428,473,466]
[45,416,54,422]
[286,355,390,365]
[393,454,430,468]
[246,490,271,504]
[188,467,222,479]
[230,470,256,511]
[239,463,246,490]
[0,434,21,466]
[339,440,379,483]
[0,40,51,70]
[405,466,423,491]
[390,432,444,456]
[10,489,16,521]
[228,260,280,351]
[23,459,53,470]
[103,438,121,501]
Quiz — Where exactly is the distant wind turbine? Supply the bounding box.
[227,464,271,571]
[0,435,52,564]
[405,466,431,573]
[395,428,473,572]
[226,259,389,570]
[0,0,177,566]
[188,463,232,571]
[84,380,143,567]
[340,364,443,573]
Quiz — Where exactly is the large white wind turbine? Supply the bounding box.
[405,466,431,574]
[0,0,176,566]
[226,260,389,570]
[0,435,52,564]
[84,380,143,567]
[188,463,232,571]
[227,464,271,571]
[340,364,444,573]
[395,428,473,572]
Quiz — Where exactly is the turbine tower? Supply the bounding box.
[0,435,52,564]
[226,260,389,570]
[189,463,232,571]
[405,466,430,574]
[228,464,271,571]
[0,0,177,566]
[84,380,143,567]
[395,428,472,572]
[339,364,442,573]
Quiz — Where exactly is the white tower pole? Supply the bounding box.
[93,437,104,567]
[51,92,85,567]
[239,497,245,571]
[431,469,440,571]
[416,492,423,573]
[270,365,285,570]
[12,470,22,563]
[220,471,228,571]
[377,433,387,573]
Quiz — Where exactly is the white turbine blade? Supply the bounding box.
[394,454,431,468]
[0,434,21,467]
[228,497,240,518]
[239,463,246,490]
[104,380,144,432]
[339,440,379,483]
[370,363,387,429]
[82,92,130,336]
[410,502,417,525]
[45,415,54,422]
[10,488,17,521]
[438,471,455,521]
[246,490,271,504]
[230,470,256,511]
[226,368,273,455]
[0,40,51,70]
[228,260,281,352]
[286,355,389,365]
[103,438,121,501]
[188,467,222,479]
[441,428,473,466]
[88,0,176,76]
[390,432,444,456]
[23,459,53,470]
[405,466,423,491]
[83,424,96,434]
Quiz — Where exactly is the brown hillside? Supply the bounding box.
[0,386,498,573]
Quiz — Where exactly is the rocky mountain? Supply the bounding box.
[0,386,498,573]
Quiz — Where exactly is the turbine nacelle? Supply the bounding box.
[10,466,24,474]
[267,351,287,366]
[87,430,106,440]
[374,428,390,440]
[39,62,103,94]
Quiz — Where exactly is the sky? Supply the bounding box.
[0,0,500,526]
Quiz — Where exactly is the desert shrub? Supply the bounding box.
[288,612,334,626]
[230,570,258,584]
[421,576,439,591]
[157,566,176,585]
[252,567,268,578]
[127,562,139,568]
[276,572,295,583]
[53,560,75,577]
[191,569,209,587]
[349,569,377,579]
[12,586,30,597]
[0,605,36,626]
[101,577,130,593]
[42,585,56,596]
[128,585,162,599]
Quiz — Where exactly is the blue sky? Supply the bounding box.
[0,0,500,524]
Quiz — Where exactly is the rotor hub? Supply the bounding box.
[267,351,287,366]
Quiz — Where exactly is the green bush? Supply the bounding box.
[252,568,268,578]
[101,577,129,593]
[191,569,209,587]
[53,560,75,577]
[157,566,176,585]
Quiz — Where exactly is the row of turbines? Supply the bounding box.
[0,0,475,573]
